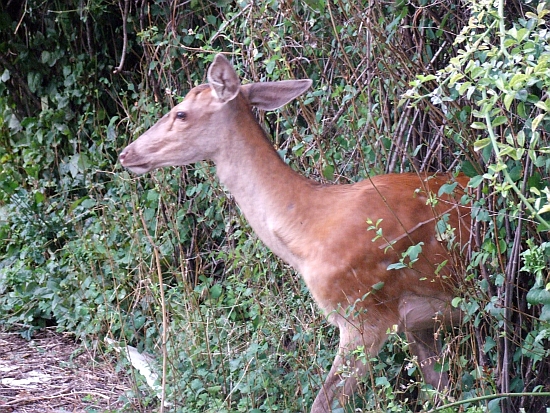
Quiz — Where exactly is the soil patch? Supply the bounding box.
[0,328,131,412]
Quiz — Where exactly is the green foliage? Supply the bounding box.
[1,0,549,412]
[409,1,550,411]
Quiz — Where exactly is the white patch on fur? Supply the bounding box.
[210,85,221,100]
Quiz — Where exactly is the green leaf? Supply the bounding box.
[68,196,90,214]
[491,116,507,127]
[509,164,523,181]
[532,113,545,130]
[449,72,464,86]
[457,81,472,95]
[323,164,335,180]
[209,284,222,299]
[387,262,407,270]
[473,138,491,150]
[517,130,525,147]
[469,175,484,188]
[488,397,505,413]
[372,281,385,291]
[375,376,390,387]
[34,191,45,205]
[405,242,424,262]
[438,182,458,196]
[534,100,550,112]
[471,122,487,130]
[469,66,485,79]
[416,74,437,82]
[516,28,529,42]
[499,144,519,160]
[461,160,478,177]
[265,60,276,75]
[526,287,550,305]
[503,93,515,110]
[510,73,528,89]
[516,89,528,102]
[41,50,51,65]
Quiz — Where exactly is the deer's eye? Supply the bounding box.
[176,111,187,120]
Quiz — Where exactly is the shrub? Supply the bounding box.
[1,0,549,411]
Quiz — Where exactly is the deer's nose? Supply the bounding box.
[119,148,128,164]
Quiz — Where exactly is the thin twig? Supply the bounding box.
[2,390,111,406]
[13,0,27,35]
[139,210,168,412]
[113,0,130,74]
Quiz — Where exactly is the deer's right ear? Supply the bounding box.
[207,54,240,103]
[241,80,312,111]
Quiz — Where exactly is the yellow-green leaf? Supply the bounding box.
[510,73,528,89]
[499,145,519,160]
[532,113,545,130]
[535,100,550,112]
[504,93,515,110]
[474,138,491,151]
[449,72,464,86]
[517,130,525,147]
[458,82,472,95]
[471,122,487,130]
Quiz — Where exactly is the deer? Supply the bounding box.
[119,53,471,412]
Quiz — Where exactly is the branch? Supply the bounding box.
[113,0,130,74]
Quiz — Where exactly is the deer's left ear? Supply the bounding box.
[207,54,240,103]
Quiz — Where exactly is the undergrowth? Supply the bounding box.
[1,0,549,412]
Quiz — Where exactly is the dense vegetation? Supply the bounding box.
[1,0,549,412]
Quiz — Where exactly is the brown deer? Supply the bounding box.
[119,53,471,412]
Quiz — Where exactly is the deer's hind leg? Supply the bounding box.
[405,328,449,390]
[399,293,461,391]
[311,316,391,413]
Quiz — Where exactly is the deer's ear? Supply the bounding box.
[207,54,240,103]
[241,80,312,111]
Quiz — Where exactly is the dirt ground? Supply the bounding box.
[0,328,132,413]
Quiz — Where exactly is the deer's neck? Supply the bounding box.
[212,110,316,271]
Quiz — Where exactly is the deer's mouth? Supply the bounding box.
[119,149,152,175]
[124,163,152,175]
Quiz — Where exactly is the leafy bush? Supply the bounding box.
[409,1,550,411]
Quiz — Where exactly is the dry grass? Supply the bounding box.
[0,328,131,413]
